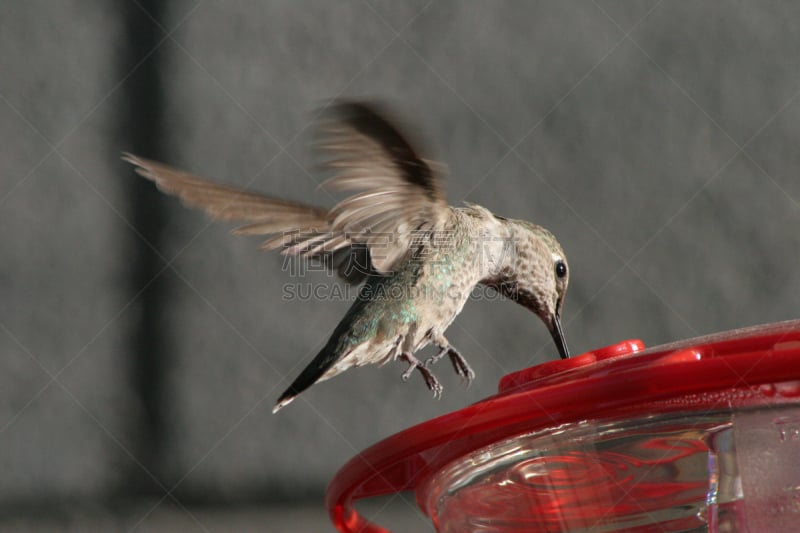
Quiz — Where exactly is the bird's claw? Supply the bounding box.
[452,355,475,387]
[429,379,444,400]
[428,346,476,387]
[418,364,443,399]
[400,352,443,399]
[449,349,476,387]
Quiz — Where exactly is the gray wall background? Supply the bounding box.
[2,1,799,531]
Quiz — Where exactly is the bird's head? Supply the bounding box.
[484,218,570,359]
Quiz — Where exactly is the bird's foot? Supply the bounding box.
[400,352,419,381]
[425,347,449,367]
[426,346,475,387]
[447,347,476,386]
[400,352,443,399]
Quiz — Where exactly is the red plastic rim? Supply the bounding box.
[326,320,800,533]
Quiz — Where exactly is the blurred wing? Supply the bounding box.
[315,101,449,272]
[122,153,328,234]
[124,154,381,283]
[124,102,448,280]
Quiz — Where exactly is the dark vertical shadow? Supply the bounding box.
[117,0,171,494]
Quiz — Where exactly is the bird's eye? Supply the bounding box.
[555,260,567,279]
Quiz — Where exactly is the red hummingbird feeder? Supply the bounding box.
[326,320,800,532]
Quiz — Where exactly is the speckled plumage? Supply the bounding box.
[123,101,570,413]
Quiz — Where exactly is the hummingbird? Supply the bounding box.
[123,100,570,413]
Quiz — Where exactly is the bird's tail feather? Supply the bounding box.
[272,338,344,413]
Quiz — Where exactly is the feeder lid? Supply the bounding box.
[327,320,800,533]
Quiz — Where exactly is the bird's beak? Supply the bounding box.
[549,313,570,360]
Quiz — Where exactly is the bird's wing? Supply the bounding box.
[123,153,329,231]
[308,101,450,273]
[123,101,448,279]
[124,154,357,277]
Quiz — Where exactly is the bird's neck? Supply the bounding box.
[466,214,515,282]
